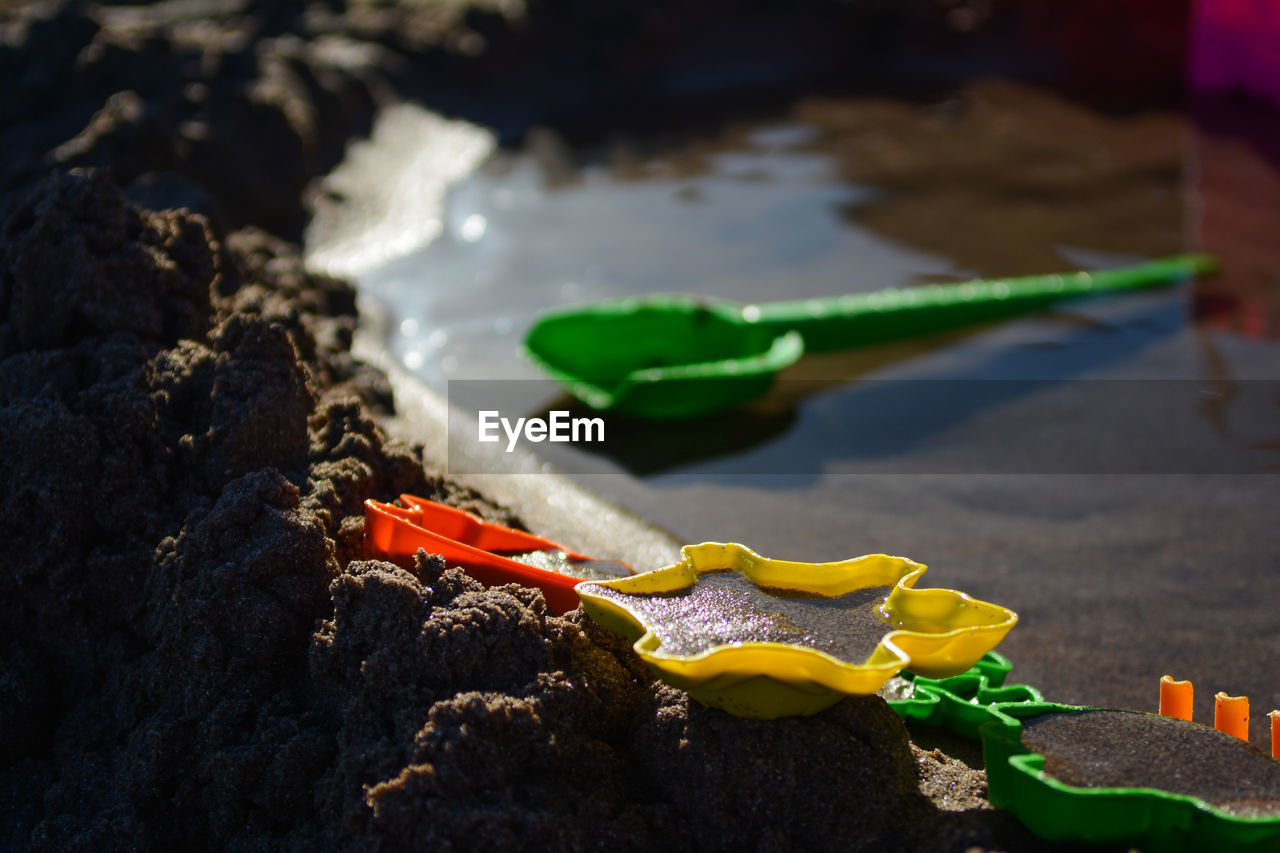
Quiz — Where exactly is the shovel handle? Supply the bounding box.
[744,254,1219,353]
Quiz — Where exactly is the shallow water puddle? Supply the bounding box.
[305,91,1279,474]
[310,102,951,392]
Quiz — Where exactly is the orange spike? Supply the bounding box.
[1270,710,1279,760]
[1215,692,1249,741]
[1160,675,1193,721]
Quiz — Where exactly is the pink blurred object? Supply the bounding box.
[1191,0,1280,105]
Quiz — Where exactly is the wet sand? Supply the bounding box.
[1022,709,1280,817]
[589,575,894,661]
[501,549,634,581]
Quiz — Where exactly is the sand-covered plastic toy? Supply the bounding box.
[981,700,1280,853]
[365,503,1016,718]
[575,541,1017,718]
[886,650,1043,740]
[364,495,633,613]
[524,254,1219,419]
[883,664,1280,850]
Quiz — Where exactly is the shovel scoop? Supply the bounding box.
[523,254,1218,419]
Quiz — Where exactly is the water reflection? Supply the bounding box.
[530,302,1280,480]
[312,81,1280,479]
[803,82,1189,277]
[1190,96,1280,341]
[526,396,799,476]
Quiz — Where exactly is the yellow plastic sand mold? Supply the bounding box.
[575,542,1018,719]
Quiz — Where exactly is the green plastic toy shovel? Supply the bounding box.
[523,254,1218,420]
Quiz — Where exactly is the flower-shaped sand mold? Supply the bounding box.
[575,542,1017,719]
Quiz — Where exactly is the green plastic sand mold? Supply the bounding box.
[886,651,1043,741]
[575,542,1018,719]
[980,702,1280,853]
[881,657,1280,853]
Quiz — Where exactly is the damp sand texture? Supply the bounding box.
[588,571,894,661]
[500,549,633,581]
[1021,709,1280,818]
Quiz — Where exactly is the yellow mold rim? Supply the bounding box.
[575,542,1018,719]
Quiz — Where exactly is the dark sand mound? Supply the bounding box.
[0,171,1057,851]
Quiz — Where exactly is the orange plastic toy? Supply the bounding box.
[1159,675,1193,721]
[363,495,633,614]
[1271,710,1280,760]
[1159,676,1280,756]
[1216,692,1250,742]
